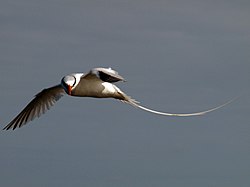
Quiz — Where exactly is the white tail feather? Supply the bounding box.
[125,96,238,117]
[115,86,238,117]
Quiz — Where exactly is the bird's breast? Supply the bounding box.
[71,80,118,98]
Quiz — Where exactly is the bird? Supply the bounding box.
[3,67,235,130]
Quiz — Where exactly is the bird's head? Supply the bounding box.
[61,73,83,95]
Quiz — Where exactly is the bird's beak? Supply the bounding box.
[68,85,72,95]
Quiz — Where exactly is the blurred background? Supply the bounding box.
[0,1,250,187]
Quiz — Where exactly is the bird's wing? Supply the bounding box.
[86,67,125,82]
[3,85,65,130]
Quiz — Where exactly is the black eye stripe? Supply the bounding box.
[72,76,77,87]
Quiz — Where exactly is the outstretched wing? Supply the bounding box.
[88,67,125,82]
[3,85,65,130]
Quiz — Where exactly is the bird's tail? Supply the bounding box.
[117,89,238,116]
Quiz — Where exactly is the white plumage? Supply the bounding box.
[3,67,236,130]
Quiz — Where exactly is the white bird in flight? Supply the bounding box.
[3,67,235,130]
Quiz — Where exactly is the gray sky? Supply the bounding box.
[1,1,250,187]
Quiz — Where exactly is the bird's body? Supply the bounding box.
[70,74,119,98]
[3,67,235,130]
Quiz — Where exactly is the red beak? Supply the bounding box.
[68,85,72,95]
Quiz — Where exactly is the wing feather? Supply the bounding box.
[3,85,65,130]
[88,67,125,82]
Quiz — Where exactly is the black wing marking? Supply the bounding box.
[91,67,125,82]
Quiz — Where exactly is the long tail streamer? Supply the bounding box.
[126,96,239,117]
